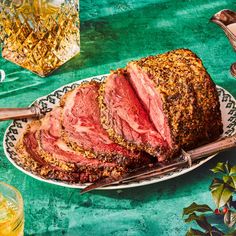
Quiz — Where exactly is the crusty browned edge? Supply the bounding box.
[62,131,146,167]
[98,69,169,159]
[60,83,129,164]
[188,51,223,143]
[15,121,125,183]
[15,121,80,182]
[131,48,223,151]
[60,80,151,168]
[14,81,141,183]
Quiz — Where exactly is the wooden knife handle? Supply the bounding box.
[0,104,41,121]
[187,133,236,160]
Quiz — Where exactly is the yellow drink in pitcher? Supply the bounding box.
[0,0,80,77]
[0,182,24,236]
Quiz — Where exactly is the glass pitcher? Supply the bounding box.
[0,0,80,77]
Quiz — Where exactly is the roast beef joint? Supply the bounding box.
[16,49,223,183]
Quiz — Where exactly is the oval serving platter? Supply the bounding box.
[3,74,236,190]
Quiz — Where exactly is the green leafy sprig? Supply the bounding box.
[183,162,236,236]
[210,162,236,208]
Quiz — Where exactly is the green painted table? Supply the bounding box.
[0,0,236,235]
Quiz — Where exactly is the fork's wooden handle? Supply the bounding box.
[81,133,236,193]
[188,133,236,160]
[0,104,41,121]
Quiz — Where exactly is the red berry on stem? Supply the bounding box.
[223,207,228,214]
[214,208,221,215]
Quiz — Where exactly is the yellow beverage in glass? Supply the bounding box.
[0,0,80,77]
[0,182,24,236]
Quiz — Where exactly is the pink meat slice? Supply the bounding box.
[100,70,170,160]
[22,107,124,183]
[61,81,149,167]
[126,49,223,154]
[40,107,117,168]
[22,121,83,182]
[127,63,173,149]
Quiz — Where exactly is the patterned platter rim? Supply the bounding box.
[3,74,236,190]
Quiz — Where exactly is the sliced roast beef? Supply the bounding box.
[60,81,150,168]
[16,120,82,182]
[16,108,125,183]
[99,69,171,161]
[127,49,223,152]
[15,48,224,184]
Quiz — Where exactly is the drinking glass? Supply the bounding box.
[0,182,24,236]
[0,0,80,77]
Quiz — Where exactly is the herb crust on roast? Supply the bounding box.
[127,49,223,152]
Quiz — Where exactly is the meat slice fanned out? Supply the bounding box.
[127,49,223,152]
[60,81,150,168]
[16,120,82,182]
[16,107,125,183]
[99,69,171,161]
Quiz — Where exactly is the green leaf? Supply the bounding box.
[195,215,212,232]
[224,210,236,228]
[184,212,212,232]
[186,228,206,236]
[230,176,236,189]
[211,183,234,208]
[186,226,223,236]
[210,178,224,191]
[183,202,213,217]
[223,176,236,189]
[229,165,236,175]
[211,162,227,174]
[224,210,231,227]
[223,175,231,184]
[185,212,200,222]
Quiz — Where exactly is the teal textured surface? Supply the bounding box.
[0,0,236,235]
